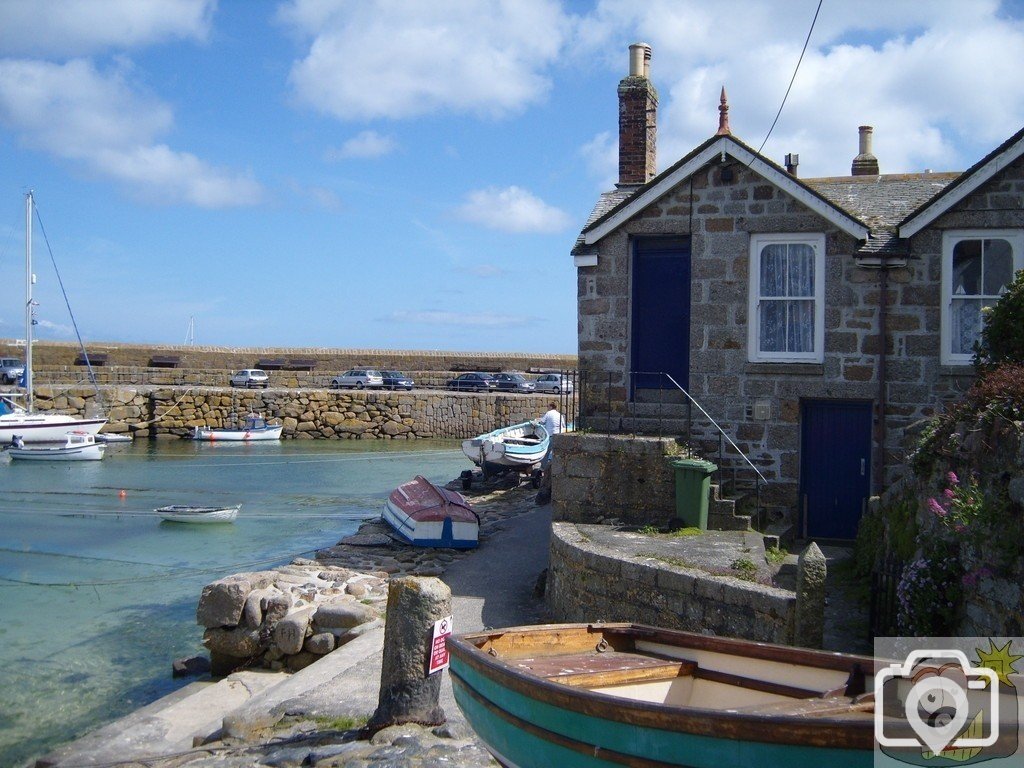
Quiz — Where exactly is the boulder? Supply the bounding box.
[203,626,263,659]
[313,600,378,630]
[273,607,314,654]
[197,576,252,628]
[305,632,336,655]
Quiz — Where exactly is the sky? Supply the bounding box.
[1,0,1023,355]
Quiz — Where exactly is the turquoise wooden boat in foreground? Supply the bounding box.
[448,623,878,768]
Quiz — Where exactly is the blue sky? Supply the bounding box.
[1,0,1023,355]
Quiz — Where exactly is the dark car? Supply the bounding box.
[446,372,498,391]
[492,373,536,393]
[381,370,414,391]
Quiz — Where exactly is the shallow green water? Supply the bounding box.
[0,438,469,767]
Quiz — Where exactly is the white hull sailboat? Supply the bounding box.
[0,192,107,445]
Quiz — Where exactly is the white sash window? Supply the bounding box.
[748,234,825,362]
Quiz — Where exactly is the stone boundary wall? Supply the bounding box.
[0,339,575,373]
[25,385,556,439]
[552,432,681,525]
[547,522,797,644]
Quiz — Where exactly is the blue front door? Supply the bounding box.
[631,237,691,391]
[800,400,873,540]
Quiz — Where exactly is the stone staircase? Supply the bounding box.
[708,482,752,531]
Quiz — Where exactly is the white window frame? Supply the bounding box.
[940,229,1024,366]
[748,233,826,363]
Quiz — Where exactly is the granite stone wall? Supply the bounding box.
[25,384,550,440]
[546,522,798,644]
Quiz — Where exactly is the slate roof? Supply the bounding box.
[572,135,963,257]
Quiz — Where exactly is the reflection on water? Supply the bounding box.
[0,438,468,767]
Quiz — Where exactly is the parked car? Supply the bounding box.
[230,369,269,389]
[381,370,414,390]
[493,373,536,393]
[447,372,498,391]
[331,369,384,389]
[534,373,574,394]
[0,357,25,385]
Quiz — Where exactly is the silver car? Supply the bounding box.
[230,369,269,388]
[534,373,574,394]
[331,369,384,389]
[0,357,25,385]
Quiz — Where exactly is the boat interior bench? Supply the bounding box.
[75,352,108,366]
[256,359,286,370]
[149,355,181,368]
[504,436,543,446]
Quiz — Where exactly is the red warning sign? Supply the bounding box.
[428,615,453,675]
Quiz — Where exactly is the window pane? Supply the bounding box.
[786,245,815,297]
[983,239,1013,295]
[952,241,982,295]
[787,300,814,352]
[760,244,787,297]
[951,298,983,355]
[759,301,786,352]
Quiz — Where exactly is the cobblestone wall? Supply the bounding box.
[25,385,548,439]
[546,522,797,643]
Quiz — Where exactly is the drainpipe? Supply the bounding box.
[876,257,887,496]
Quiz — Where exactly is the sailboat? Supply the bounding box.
[0,192,107,444]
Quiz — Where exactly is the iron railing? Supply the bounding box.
[869,553,904,639]
[576,370,768,520]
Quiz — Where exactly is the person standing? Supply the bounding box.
[540,402,564,437]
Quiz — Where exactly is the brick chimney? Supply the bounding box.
[618,43,657,186]
[851,125,879,176]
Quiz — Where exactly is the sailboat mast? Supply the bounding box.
[24,191,33,412]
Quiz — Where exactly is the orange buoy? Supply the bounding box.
[118,489,127,498]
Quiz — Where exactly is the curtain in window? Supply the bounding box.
[759,243,815,353]
[950,238,1013,356]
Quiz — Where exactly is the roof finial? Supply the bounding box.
[716,86,731,136]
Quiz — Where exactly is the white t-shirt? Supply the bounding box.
[540,409,565,436]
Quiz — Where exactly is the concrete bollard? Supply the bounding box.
[367,576,451,731]
[793,541,827,649]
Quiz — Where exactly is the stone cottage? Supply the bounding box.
[570,43,1024,539]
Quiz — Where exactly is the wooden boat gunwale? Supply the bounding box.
[447,622,877,751]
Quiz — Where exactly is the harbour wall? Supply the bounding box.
[25,384,557,440]
[0,339,575,376]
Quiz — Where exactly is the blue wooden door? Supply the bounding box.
[800,400,873,540]
[631,237,691,391]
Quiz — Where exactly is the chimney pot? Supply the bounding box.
[852,125,879,176]
[785,153,799,177]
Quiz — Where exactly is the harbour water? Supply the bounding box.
[0,438,470,767]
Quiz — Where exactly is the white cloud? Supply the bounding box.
[579,130,616,191]
[456,186,570,233]
[0,58,263,207]
[326,130,397,160]
[574,0,1024,179]
[0,0,215,57]
[384,310,535,328]
[279,0,569,120]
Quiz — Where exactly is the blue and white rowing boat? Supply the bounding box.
[382,475,480,549]
[461,420,549,470]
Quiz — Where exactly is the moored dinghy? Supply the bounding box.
[461,420,549,470]
[382,475,480,548]
[157,504,240,524]
[448,622,879,768]
[7,431,105,461]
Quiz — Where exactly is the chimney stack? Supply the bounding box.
[785,153,799,177]
[618,43,657,186]
[851,125,879,176]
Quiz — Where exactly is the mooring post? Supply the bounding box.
[368,576,451,731]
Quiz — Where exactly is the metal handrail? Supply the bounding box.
[662,373,768,486]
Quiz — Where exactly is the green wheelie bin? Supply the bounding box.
[670,458,718,529]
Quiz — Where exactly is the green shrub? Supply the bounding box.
[974,268,1024,370]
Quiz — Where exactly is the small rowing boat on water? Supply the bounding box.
[461,420,549,470]
[192,413,283,442]
[448,623,880,768]
[382,475,479,548]
[157,504,240,524]
[7,431,105,461]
